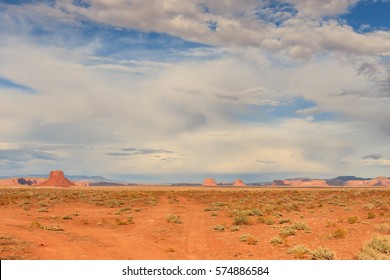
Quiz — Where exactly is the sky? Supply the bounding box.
[0,0,389,183]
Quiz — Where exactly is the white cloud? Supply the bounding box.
[0,1,390,180]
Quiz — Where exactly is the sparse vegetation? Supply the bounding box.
[367,212,376,219]
[287,245,310,259]
[357,235,390,260]
[291,222,311,232]
[166,214,182,224]
[232,211,250,225]
[311,247,336,260]
[239,234,258,245]
[331,228,347,239]
[279,218,291,224]
[270,236,285,245]
[348,216,358,224]
[280,226,296,237]
[213,225,225,232]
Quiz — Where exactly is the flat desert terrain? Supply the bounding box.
[1,186,390,260]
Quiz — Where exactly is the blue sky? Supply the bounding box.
[0,0,389,183]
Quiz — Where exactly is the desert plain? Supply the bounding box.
[1,185,390,260]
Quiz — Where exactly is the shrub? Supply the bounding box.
[30,221,42,229]
[166,214,182,224]
[280,226,296,237]
[265,219,275,225]
[213,225,225,232]
[311,247,336,260]
[270,236,285,245]
[230,225,241,232]
[357,235,390,260]
[211,212,218,217]
[287,245,310,259]
[233,212,250,225]
[279,218,291,224]
[375,224,390,235]
[43,225,64,231]
[291,222,311,232]
[239,234,258,245]
[63,215,73,220]
[115,218,127,225]
[348,216,358,224]
[38,207,48,213]
[367,212,376,219]
[331,228,347,239]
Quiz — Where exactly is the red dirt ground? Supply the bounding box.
[1,186,389,260]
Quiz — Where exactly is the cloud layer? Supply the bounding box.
[0,0,389,181]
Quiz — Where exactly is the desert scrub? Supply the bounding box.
[239,234,258,245]
[280,226,297,237]
[375,224,390,235]
[331,228,347,239]
[367,212,376,219]
[311,247,336,260]
[213,225,225,232]
[270,236,285,245]
[115,218,127,225]
[279,218,291,224]
[30,221,42,229]
[257,217,274,225]
[287,245,311,259]
[291,222,311,232]
[357,235,390,260]
[211,212,218,217]
[348,216,359,224]
[38,207,48,213]
[43,225,64,231]
[204,207,220,212]
[232,211,250,225]
[166,214,182,224]
[63,215,73,220]
[230,225,241,232]
[127,216,134,224]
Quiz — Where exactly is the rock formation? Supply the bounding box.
[233,179,246,186]
[38,170,75,187]
[203,178,217,186]
[273,179,329,187]
[0,177,45,186]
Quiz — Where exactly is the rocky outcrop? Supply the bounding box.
[345,176,390,187]
[273,179,329,187]
[0,177,45,186]
[233,179,246,186]
[38,170,75,187]
[203,178,217,186]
